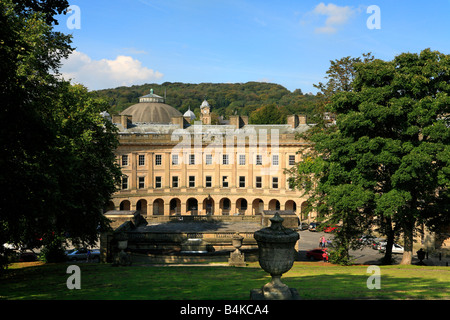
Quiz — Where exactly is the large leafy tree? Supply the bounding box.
[0,0,121,266]
[289,49,450,264]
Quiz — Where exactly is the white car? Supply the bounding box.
[379,242,404,254]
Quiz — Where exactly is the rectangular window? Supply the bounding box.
[256,154,262,165]
[138,176,145,189]
[205,154,213,165]
[289,155,295,165]
[222,154,229,165]
[222,176,228,188]
[189,154,195,165]
[155,154,162,166]
[172,176,178,188]
[239,154,246,165]
[172,154,178,165]
[155,176,162,188]
[255,176,262,188]
[272,154,279,166]
[205,176,212,188]
[239,176,245,188]
[138,155,145,166]
[189,176,195,188]
[121,176,128,190]
[121,155,128,166]
[272,177,279,189]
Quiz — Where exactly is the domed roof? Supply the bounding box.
[183,107,196,120]
[120,89,182,124]
[200,100,210,108]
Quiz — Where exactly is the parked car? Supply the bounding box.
[66,248,100,261]
[379,242,404,254]
[358,235,375,245]
[299,222,309,231]
[308,222,320,232]
[18,251,38,262]
[306,248,327,260]
[324,225,338,233]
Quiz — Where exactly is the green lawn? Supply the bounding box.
[1,262,448,300]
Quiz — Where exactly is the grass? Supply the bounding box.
[0,261,449,300]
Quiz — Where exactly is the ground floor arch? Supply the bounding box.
[202,196,215,215]
[269,199,280,211]
[252,199,264,215]
[170,198,181,215]
[120,200,130,211]
[136,199,147,215]
[186,198,198,215]
[285,200,297,213]
[219,197,231,215]
[236,198,248,215]
[153,198,164,215]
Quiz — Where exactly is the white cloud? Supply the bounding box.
[59,51,163,90]
[312,3,355,34]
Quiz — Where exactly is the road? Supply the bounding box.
[296,229,397,264]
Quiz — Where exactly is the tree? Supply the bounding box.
[288,49,450,265]
[249,104,287,124]
[0,0,121,266]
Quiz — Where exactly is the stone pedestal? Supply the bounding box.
[250,288,300,300]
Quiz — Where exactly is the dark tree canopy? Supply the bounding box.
[0,0,121,266]
[289,49,450,265]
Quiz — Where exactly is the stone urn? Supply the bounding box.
[114,233,131,266]
[229,232,245,267]
[252,212,300,300]
[231,232,244,251]
[118,240,128,251]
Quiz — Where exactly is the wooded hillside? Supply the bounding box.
[92,82,320,124]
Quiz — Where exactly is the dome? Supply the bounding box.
[120,89,181,123]
[183,107,196,120]
[121,102,182,124]
[200,100,210,109]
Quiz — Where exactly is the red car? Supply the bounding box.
[306,248,328,260]
[324,225,338,233]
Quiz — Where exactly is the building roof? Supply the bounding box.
[200,100,210,109]
[183,107,196,120]
[120,89,182,124]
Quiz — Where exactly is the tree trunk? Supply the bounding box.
[382,217,394,265]
[400,220,414,265]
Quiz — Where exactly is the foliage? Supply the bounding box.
[249,103,287,124]
[0,0,121,269]
[39,234,66,263]
[288,50,450,265]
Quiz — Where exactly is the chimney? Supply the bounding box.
[298,115,307,125]
[229,115,247,129]
[171,116,189,129]
[287,115,299,128]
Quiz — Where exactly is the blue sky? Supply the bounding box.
[55,1,450,93]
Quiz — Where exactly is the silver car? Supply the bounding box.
[66,248,100,261]
[379,242,404,254]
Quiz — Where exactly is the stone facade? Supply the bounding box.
[108,96,314,222]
